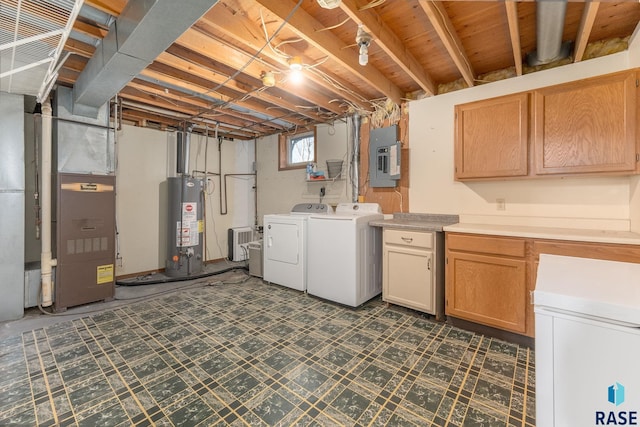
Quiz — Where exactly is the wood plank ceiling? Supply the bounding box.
[37,1,640,138]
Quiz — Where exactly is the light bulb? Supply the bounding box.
[289,69,304,84]
[359,45,368,66]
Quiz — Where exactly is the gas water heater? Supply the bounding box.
[165,176,205,277]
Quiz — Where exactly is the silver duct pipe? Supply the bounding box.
[526,1,571,66]
[176,124,192,175]
[40,101,56,307]
[351,114,361,203]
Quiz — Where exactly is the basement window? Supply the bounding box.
[279,128,317,170]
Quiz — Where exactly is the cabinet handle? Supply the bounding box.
[530,290,534,305]
[427,258,431,270]
[401,237,413,243]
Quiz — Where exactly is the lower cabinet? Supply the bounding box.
[445,232,640,338]
[383,229,444,319]
[446,233,529,335]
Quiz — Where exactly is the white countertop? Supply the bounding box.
[443,223,640,245]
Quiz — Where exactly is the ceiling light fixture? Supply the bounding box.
[355,25,372,66]
[317,0,342,9]
[288,56,303,71]
[287,56,304,84]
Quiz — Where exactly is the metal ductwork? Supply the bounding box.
[526,0,572,66]
[176,124,193,175]
[73,0,218,114]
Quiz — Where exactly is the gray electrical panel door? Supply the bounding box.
[369,125,401,188]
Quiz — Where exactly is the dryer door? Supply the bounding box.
[265,221,299,264]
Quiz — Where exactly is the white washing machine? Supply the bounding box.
[263,203,333,291]
[307,203,384,307]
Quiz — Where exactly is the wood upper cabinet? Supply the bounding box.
[534,70,638,175]
[455,93,529,180]
[454,69,639,181]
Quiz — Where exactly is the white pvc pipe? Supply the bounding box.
[40,101,56,307]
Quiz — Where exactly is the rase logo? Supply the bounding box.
[609,383,626,407]
[596,383,638,425]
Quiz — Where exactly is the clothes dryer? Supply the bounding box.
[263,203,333,291]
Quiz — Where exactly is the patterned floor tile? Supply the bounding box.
[0,273,535,426]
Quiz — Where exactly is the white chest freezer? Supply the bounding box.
[534,254,640,427]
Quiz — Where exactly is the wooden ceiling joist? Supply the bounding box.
[198,5,370,111]
[120,100,258,139]
[154,52,330,124]
[72,20,108,40]
[176,28,342,116]
[574,2,600,63]
[127,80,280,134]
[46,0,639,136]
[139,66,312,128]
[338,0,436,96]
[64,38,96,58]
[83,0,126,17]
[254,0,405,105]
[418,0,476,88]
[504,1,523,76]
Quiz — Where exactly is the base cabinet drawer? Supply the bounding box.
[384,229,433,248]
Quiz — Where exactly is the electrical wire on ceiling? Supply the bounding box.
[308,68,367,103]
[259,8,340,84]
[369,97,400,129]
[316,17,351,32]
[359,0,387,11]
[273,38,304,52]
[186,0,305,123]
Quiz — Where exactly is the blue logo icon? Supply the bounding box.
[608,383,625,406]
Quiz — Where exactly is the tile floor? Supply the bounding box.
[0,273,535,426]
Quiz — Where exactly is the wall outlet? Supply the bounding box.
[496,198,506,211]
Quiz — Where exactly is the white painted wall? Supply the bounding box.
[116,125,255,276]
[409,49,639,231]
[256,121,353,222]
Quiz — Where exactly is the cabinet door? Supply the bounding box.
[446,251,527,334]
[455,92,529,180]
[534,71,637,175]
[384,245,434,314]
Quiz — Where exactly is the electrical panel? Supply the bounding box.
[369,124,401,188]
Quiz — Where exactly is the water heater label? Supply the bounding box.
[97,264,114,284]
[174,202,199,246]
[182,203,197,222]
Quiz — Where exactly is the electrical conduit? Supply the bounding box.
[352,114,361,203]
